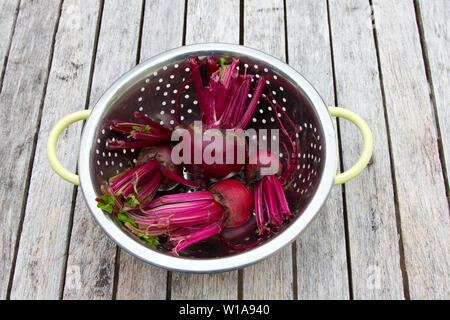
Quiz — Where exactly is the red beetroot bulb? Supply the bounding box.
[210,179,253,228]
[127,179,253,254]
[137,145,186,191]
[179,124,246,180]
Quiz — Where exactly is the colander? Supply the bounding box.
[47,43,373,273]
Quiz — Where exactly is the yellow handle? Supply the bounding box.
[46,110,91,185]
[328,107,373,185]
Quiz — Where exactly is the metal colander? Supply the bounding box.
[48,43,372,273]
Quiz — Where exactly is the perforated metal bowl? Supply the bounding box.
[47,43,372,273]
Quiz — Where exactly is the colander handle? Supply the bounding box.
[328,107,373,185]
[46,110,92,185]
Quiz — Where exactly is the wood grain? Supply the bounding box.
[417,0,450,196]
[172,271,239,300]
[372,0,450,299]
[139,0,185,61]
[285,0,349,300]
[168,0,241,300]
[0,0,20,90]
[242,0,294,300]
[63,0,144,299]
[114,0,185,300]
[6,0,93,299]
[329,0,404,299]
[0,0,63,299]
[0,0,448,301]
[185,0,240,44]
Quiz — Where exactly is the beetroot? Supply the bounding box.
[179,124,246,180]
[174,57,265,180]
[209,179,252,227]
[95,55,298,255]
[137,145,182,191]
[123,179,252,254]
[107,112,173,150]
[254,175,293,235]
[96,156,199,215]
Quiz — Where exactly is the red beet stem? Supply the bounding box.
[128,179,251,253]
[108,113,172,151]
[263,91,301,184]
[107,139,163,150]
[263,176,283,225]
[109,160,161,196]
[140,199,214,216]
[262,180,280,227]
[217,75,246,128]
[111,118,172,138]
[171,215,226,255]
[179,57,207,125]
[143,191,216,210]
[254,175,293,234]
[270,175,293,217]
[136,171,162,204]
[188,56,264,131]
[229,76,253,128]
[206,56,219,79]
[213,58,239,119]
[133,112,173,135]
[161,168,200,189]
[236,77,265,129]
[254,179,269,235]
[135,200,224,231]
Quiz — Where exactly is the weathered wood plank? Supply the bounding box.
[185,0,240,44]
[372,0,450,299]
[417,0,450,196]
[285,0,349,300]
[169,0,241,300]
[172,271,238,300]
[115,250,168,300]
[139,0,185,61]
[0,0,63,299]
[63,0,144,300]
[242,0,294,300]
[328,0,404,299]
[6,0,88,299]
[114,0,185,300]
[0,0,20,90]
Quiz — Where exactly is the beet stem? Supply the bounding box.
[171,216,225,255]
[161,168,200,189]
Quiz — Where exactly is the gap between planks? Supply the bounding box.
[59,0,106,300]
[0,0,21,94]
[413,0,449,201]
[367,0,411,299]
[325,0,354,299]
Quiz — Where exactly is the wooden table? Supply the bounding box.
[0,0,448,300]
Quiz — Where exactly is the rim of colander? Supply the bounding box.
[79,43,337,273]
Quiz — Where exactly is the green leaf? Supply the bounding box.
[96,195,115,213]
[131,125,140,133]
[141,125,150,133]
[125,194,140,208]
[117,213,138,228]
[102,195,115,204]
[219,58,229,77]
[137,234,159,247]
[97,202,112,213]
